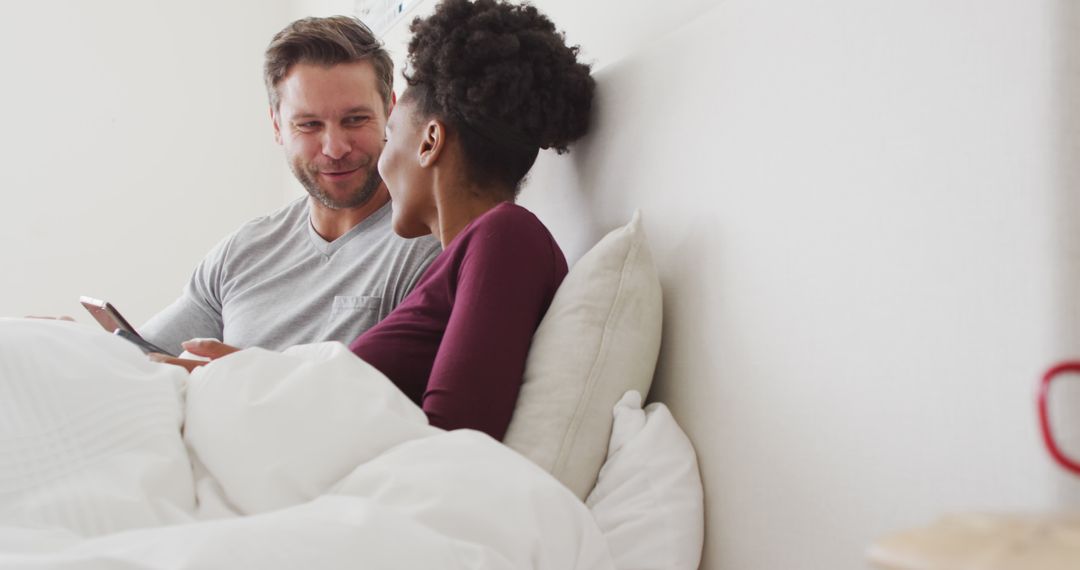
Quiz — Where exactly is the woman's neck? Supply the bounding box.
[432,190,508,248]
[424,152,515,247]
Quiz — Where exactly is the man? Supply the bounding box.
[140,16,440,356]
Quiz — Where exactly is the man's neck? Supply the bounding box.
[308,186,391,242]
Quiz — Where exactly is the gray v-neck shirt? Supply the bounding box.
[140,197,440,355]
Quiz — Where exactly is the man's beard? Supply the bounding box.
[292,159,383,210]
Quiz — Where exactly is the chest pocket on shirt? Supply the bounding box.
[331,295,381,313]
[324,295,384,341]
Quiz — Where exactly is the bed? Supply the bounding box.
[0,214,704,570]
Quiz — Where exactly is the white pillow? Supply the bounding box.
[586,391,704,570]
[503,211,663,499]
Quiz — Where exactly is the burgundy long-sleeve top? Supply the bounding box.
[348,203,568,440]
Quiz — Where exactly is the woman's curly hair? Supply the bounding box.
[404,0,595,193]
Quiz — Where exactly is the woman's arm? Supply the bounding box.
[422,223,565,440]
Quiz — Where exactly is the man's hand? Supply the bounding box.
[148,339,241,372]
[148,353,209,373]
[181,338,241,360]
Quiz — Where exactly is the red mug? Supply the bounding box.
[1039,362,1080,476]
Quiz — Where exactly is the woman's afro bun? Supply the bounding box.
[405,0,594,153]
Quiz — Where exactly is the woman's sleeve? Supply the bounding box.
[421,222,560,440]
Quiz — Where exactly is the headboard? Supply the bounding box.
[381,0,1080,567]
[519,1,1080,568]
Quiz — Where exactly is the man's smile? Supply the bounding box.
[319,166,362,180]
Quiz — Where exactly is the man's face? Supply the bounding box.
[272,61,388,210]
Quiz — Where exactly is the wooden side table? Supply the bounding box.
[867,513,1080,569]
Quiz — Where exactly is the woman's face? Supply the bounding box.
[378,95,434,238]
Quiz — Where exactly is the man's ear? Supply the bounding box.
[270,106,282,145]
[418,119,445,168]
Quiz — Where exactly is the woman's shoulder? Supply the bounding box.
[455,202,564,266]
[469,202,549,237]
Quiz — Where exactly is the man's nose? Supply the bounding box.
[321,127,351,160]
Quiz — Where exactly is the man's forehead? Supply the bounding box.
[278,61,384,117]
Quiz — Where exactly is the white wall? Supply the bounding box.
[0,0,295,324]
[379,0,1080,569]
[6,1,1076,568]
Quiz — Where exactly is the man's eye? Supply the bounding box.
[344,116,369,126]
[295,122,320,131]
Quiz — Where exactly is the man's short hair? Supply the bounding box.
[264,16,394,113]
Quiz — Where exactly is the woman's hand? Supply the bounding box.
[148,339,241,372]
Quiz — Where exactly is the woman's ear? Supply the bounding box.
[417,119,445,168]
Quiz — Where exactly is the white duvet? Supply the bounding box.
[0,319,614,569]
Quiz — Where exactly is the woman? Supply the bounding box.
[175,0,594,441]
